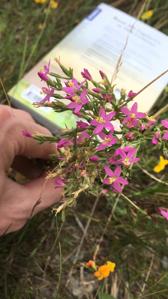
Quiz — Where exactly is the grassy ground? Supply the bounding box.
[0,0,168,298]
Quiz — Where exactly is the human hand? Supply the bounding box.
[0,105,62,235]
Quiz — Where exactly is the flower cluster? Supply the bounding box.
[86,260,116,280]
[24,60,168,219]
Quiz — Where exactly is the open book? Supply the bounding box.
[9,3,168,133]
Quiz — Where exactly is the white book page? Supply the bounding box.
[43,3,168,112]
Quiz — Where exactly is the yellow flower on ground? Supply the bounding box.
[34,0,47,4]
[141,10,154,21]
[153,156,168,173]
[94,261,116,280]
[49,0,58,9]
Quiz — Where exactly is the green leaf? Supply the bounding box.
[99,293,116,299]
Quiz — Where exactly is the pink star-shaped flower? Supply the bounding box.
[161,119,168,140]
[121,102,146,128]
[103,166,128,193]
[67,89,88,113]
[91,108,116,134]
[96,132,117,151]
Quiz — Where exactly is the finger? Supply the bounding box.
[1,119,56,170]
[0,176,63,235]
[0,105,33,125]
[12,156,43,179]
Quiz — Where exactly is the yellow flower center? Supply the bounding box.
[104,137,111,144]
[123,157,131,166]
[68,81,74,87]
[130,113,136,118]
[96,116,105,123]
[108,177,117,184]
[72,95,81,103]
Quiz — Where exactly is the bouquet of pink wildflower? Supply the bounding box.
[26,59,168,218]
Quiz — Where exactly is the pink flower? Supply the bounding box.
[91,108,116,134]
[99,70,106,80]
[81,68,92,81]
[103,166,128,193]
[38,61,50,81]
[141,118,156,131]
[161,119,168,128]
[121,102,146,128]
[147,118,156,128]
[125,132,135,141]
[103,94,113,102]
[22,129,32,138]
[161,119,168,140]
[77,120,89,129]
[113,146,139,167]
[67,89,89,113]
[163,132,168,140]
[89,155,100,162]
[152,131,161,145]
[127,90,137,98]
[40,87,54,103]
[56,138,72,149]
[63,79,81,96]
[92,88,101,93]
[96,132,117,151]
[77,131,90,143]
[158,208,168,221]
[54,177,65,188]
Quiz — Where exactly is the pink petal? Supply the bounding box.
[96,144,106,151]
[100,107,106,118]
[113,181,122,193]
[106,111,116,121]
[93,124,104,134]
[131,102,138,113]
[105,122,114,131]
[137,112,146,119]
[114,166,122,177]
[121,106,130,115]
[89,155,99,162]
[161,119,168,129]
[104,165,113,177]
[118,177,128,185]
[103,178,111,185]
[74,104,82,113]
[158,208,168,221]
[163,132,168,140]
[91,119,98,126]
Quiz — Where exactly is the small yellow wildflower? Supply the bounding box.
[141,10,154,21]
[153,156,168,173]
[34,0,47,4]
[94,261,116,280]
[49,0,58,9]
